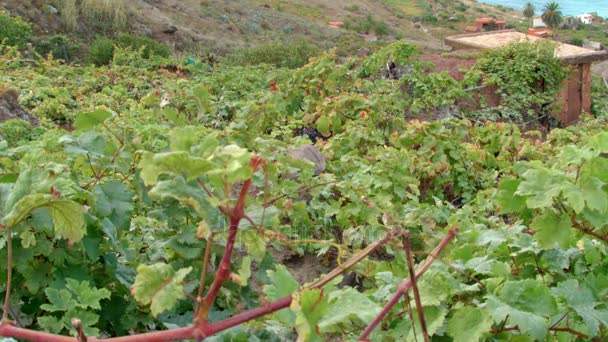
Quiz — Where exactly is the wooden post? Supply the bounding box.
[581,63,592,114]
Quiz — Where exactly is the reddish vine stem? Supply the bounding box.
[194,234,213,320]
[0,225,410,342]
[2,227,12,324]
[402,232,429,342]
[358,227,458,341]
[196,156,263,323]
[490,325,589,340]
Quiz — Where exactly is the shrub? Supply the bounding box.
[0,119,43,147]
[88,37,115,66]
[471,40,569,122]
[343,14,391,36]
[33,35,80,61]
[116,34,171,59]
[0,11,32,48]
[224,40,321,69]
[571,37,584,46]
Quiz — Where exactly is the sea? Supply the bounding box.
[477,0,608,17]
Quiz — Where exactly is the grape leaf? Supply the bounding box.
[291,289,328,342]
[138,151,213,186]
[264,265,299,300]
[65,279,111,310]
[40,288,78,312]
[94,181,134,230]
[447,306,493,342]
[74,109,113,131]
[2,194,85,243]
[263,265,299,324]
[530,211,575,249]
[319,288,381,331]
[552,280,608,337]
[132,263,192,317]
[486,295,548,341]
[37,316,65,334]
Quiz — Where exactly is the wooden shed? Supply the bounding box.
[445,30,608,125]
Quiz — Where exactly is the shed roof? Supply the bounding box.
[445,29,608,65]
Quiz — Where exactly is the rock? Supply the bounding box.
[288,145,326,176]
[47,5,58,14]
[0,88,39,126]
[356,47,371,57]
[163,24,178,34]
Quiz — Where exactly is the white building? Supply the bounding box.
[532,17,546,28]
[576,13,594,25]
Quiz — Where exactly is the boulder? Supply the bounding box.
[0,88,39,126]
[288,145,326,176]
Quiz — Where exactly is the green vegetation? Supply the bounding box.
[541,1,563,30]
[224,39,321,69]
[88,34,171,66]
[523,2,535,22]
[0,37,607,341]
[0,10,32,48]
[343,14,390,36]
[470,40,569,123]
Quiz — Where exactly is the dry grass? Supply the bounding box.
[81,0,127,30]
[60,0,77,32]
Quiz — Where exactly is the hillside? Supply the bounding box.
[0,0,523,54]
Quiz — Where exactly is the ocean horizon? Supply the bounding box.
[477,0,608,17]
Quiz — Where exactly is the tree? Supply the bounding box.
[541,1,563,30]
[523,2,535,22]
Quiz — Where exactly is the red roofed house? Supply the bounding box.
[528,28,553,38]
[466,18,507,33]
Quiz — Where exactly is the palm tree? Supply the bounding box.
[523,2,535,24]
[541,2,563,30]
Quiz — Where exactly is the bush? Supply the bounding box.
[0,11,32,48]
[0,119,43,147]
[116,34,171,59]
[88,37,115,66]
[570,37,584,46]
[88,35,171,66]
[224,40,321,69]
[343,14,391,36]
[33,35,80,61]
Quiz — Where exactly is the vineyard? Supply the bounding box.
[0,40,607,342]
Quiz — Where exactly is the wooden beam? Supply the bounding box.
[582,63,592,114]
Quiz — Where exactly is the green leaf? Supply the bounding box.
[94,181,134,230]
[407,305,448,342]
[238,256,252,287]
[496,178,527,213]
[131,263,192,317]
[240,229,267,262]
[530,211,575,249]
[41,288,78,312]
[264,265,299,324]
[447,306,492,342]
[74,109,113,131]
[499,279,557,317]
[2,194,84,243]
[319,288,381,332]
[148,176,209,216]
[138,151,213,186]
[264,265,299,301]
[291,289,328,342]
[37,316,65,333]
[67,309,102,337]
[515,168,565,208]
[316,116,330,134]
[552,280,608,336]
[65,279,111,310]
[487,279,558,340]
